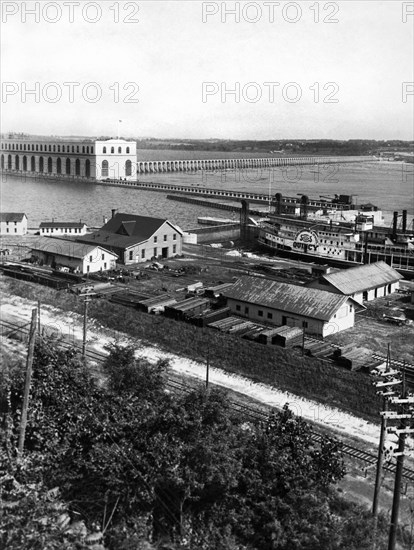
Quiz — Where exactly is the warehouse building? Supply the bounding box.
[306,261,402,304]
[223,276,359,338]
[39,221,88,236]
[31,239,118,274]
[77,212,183,265]
[0,213,28,235]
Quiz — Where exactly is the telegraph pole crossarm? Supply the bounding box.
[388,365,414,550]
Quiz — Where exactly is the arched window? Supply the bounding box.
[85,159,90,178]
[75,158,81,176]
[20,144,23,150]
[31,156,36,171]
[15,155,20,170]
[102,160,109,177]
[77,146,79,153]
[40,145,43,152]
[49,145,52,152]
[118,147,122,154]
[126,147,130,154]
[48,157,53,173]
[125,159,132,176]
[82,146,85,154]
[58,145,61,152]
[23,156,27,171]
[39,157,44,172]
[62,145,65,152]
[1,155,4,169]
[32,144,35,151]
[111,147,114,154]
[72,146,75,153]
[7,154,12,169]
[66,158,71,175]
[57,157,62,174]
[36,145,39,151]
[103,146,107,154]
[23,144,26,151]
[86,146,89,154]
[91,146,94,154]
[53,145,56,152]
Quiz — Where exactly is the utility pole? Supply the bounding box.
[373,345,392,517]
[81,295,92,357]
[206,340,210,390]
[18,308,37,456]
[37,300,41,333]
[388,365,413,550]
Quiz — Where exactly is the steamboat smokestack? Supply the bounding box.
[392,211,398,238]
[402,210,407,233]
[111,209,117,219]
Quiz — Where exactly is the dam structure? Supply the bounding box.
[0,135,374,180]
[135,155,374,174]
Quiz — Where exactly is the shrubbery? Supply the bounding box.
[1,340,406,549]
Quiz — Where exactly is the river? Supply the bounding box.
[1,160,412,230]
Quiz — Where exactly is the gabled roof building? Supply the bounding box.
[306,261,402,303]
[30,238,118,274]
[77,212,183,264]
[0,213,28,235]
[223,275,359,338]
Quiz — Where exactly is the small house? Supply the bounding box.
[39,221,88,236]
[0,213,28,235]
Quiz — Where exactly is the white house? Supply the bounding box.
[223,276,360,338]
[30,238,118,274]
[306,261,402,304]
[77,212,183,265]
[39,221,88,236]
[0,213,28,235]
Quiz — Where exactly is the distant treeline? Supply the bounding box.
[135,138,414,156]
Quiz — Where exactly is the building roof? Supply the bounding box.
[316,261,402,295]
[39,222,87,229]
[31,239,118,260]
[223,276,352,322]
[78,213,182,250]
[0,213,27,222]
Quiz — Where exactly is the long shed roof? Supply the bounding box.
[318,261,402,295]
[31,239,118,260]
[223,276,351,321]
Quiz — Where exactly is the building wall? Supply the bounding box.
[32,247,117,274]
[41,225,87,236]
[82,250,117,273]
[122,222,183,264]
[0,139,96,178]
[95,139,137,181]
[226,297,355,338]
[1,138,136,181]
[0,217,28,235]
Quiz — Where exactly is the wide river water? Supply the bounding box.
[1,159,413,231]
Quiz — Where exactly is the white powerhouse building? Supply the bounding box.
[1,136,137,181]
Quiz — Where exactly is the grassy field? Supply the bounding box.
[1,276,382,423]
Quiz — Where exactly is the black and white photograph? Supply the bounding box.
[1,1,414,548]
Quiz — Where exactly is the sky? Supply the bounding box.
[1,0,413,140]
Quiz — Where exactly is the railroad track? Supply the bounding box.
[2,318,414,482]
